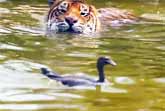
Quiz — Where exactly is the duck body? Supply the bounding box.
[41,68,97,86]
[41,57,117,87]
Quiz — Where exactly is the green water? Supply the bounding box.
[0,0,165,111]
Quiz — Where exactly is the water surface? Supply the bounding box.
[0,0,165,111]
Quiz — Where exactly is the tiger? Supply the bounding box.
[47,0,100,33]
[47,0,138,33]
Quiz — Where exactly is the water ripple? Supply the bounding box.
[0,43,25,51]
[0,104,84,110]
[49,93,83,99]
[0,60,50,89]
[0,55,6,59]
[0,94,56,102]
[0,27,11,34]
[67,51,96,58]
[11,25,44,36]
[114,77,136,85]
[156,46,165,50]
[153,78,165,84]
[0,8,10,14]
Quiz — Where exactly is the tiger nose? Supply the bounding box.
[65,17,78,25]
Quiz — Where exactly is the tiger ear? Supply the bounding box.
[89,5,97,15]
[72,0,85,3]
[48,0,55,7]
[48,0,63,7]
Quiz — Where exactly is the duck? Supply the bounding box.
[41,57,117,87]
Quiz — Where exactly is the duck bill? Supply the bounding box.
[108,59,117,66]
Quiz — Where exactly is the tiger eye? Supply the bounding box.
[60,9,67,13]
[81,12,85,16]
[81,12,89,17]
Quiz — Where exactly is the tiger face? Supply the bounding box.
[47,0,100,33]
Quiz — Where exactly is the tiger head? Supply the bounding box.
[47,0,100,33]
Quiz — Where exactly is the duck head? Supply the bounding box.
[97,56,117,82]
[97,57,117,67]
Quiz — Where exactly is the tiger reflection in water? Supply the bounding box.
[47,0,138,34]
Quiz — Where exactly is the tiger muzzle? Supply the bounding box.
[65,17,78,25]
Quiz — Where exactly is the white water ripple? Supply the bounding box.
[0,43,25,51]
